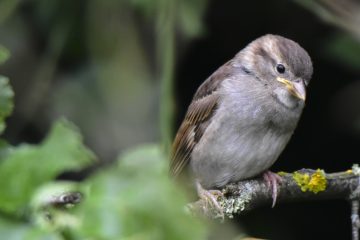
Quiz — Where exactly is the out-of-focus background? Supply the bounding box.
[0,0,360,239]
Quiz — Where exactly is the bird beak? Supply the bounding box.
[276,77,306,101]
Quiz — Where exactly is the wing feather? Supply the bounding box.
[169,60,235,177]
[169,93,219,177]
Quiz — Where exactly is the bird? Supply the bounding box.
[170,34,313,210]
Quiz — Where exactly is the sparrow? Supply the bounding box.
[170,34,313,209]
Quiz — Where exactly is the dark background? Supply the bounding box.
[1,0,359,239]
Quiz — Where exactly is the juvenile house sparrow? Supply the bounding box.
[170,34,313,208]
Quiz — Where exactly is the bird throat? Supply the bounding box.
[273,87,302,110]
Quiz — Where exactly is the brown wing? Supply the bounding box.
[170,60,234,177]
[169,94,219,177]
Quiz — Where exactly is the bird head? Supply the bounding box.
[237,34,313,109]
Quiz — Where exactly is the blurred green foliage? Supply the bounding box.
[0,0,20,24]
[0,0,211,239]
[75,145,207,239]
[0,76,13,134]
[0,119,94,215]
[0,81,207,239]
[0,45,10,65]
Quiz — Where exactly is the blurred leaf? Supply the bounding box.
[0,76,14,134]
[31,181,83,210]
[294,0,360,39]
[79,0,160,157]
[0,218,60,240]
[76,144,207,240]
[177,0,207,39]
[0,119,95,215]
[0,45,10,65]
[31,181,84,231]
[0,0,21,24]
[294,0,335,24]
[0,139,11,158]
[326,33,360,69]
[129,0,207,39]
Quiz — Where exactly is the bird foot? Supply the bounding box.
[262,171,282,208]
[196,181,224,219]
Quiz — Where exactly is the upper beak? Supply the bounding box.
[276,77,306,101]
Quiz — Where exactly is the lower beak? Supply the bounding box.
[276,77,306,101]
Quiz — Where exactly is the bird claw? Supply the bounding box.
[196,181,224,219]
[263,171,282,208]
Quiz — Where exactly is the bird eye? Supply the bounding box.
[276,64,286,74]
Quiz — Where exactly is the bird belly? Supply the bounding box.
[191,118,292,189]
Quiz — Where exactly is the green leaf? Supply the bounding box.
[76,144,207,240]
[0,76,14,134]
[30,181,84,231]
[0,45,10,65]
[0,218,60,240]
[0,119,95,215]
[31,181,83,210]
[177,0,207,39]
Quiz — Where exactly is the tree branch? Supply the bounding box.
[351,200,360,240]
[187,168,360,221]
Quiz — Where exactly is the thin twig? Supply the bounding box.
[351,200,359,240]
[349,176,360,240]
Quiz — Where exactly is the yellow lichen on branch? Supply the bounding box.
[293,169,327,193]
